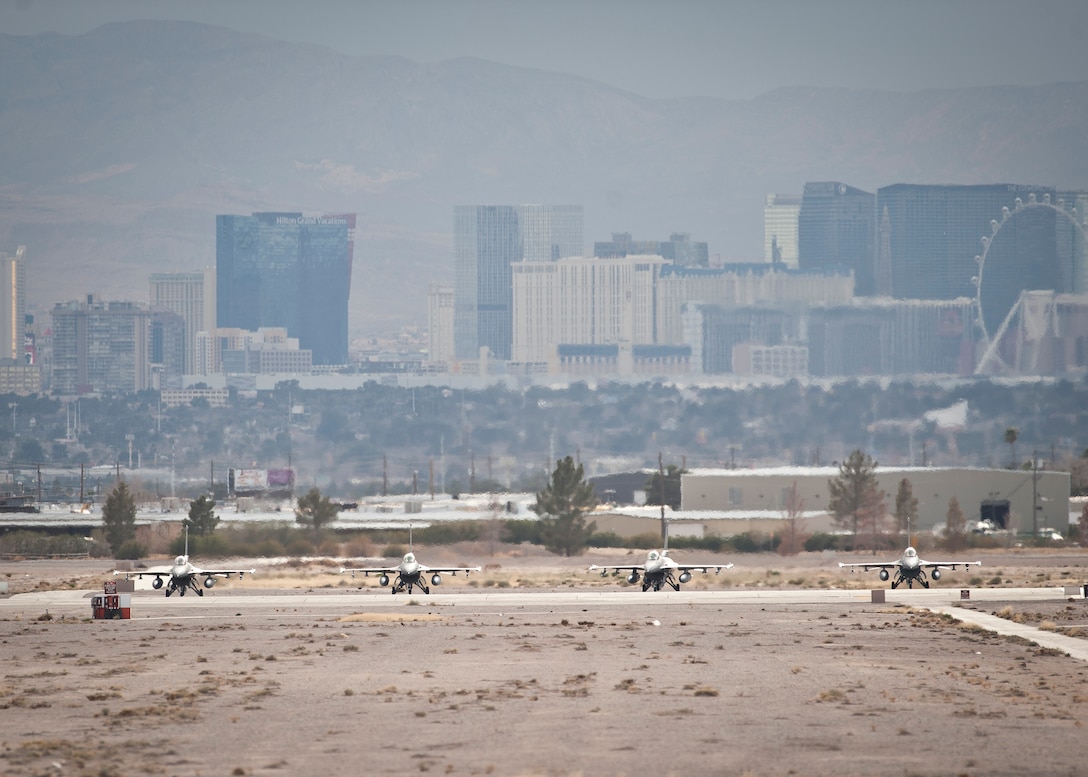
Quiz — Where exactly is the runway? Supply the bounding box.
[8,584,1088,664]
[3,583,1079,614]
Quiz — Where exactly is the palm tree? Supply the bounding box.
[1004,427,1019,469]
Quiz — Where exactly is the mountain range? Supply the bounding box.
[1,20,1085,338]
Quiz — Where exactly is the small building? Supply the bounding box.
[681,466,1071,535]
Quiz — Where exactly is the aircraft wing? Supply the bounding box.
[919,559,982,570]
[837,561,898,571]
[673,562,733,573]
[114,569,170,579]
[419,564,482,575]
[197,567,256,578]
[588,563,646,574]
[339,565,401,576]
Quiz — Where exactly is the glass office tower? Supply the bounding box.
[798,182,876,295]
[454,204,583,361]
[876,184,1062,337]
[216,212,354,365]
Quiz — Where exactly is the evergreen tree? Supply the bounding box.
[185,494,220,537]
[893,478,919,539]
[102,480,137,555]
[294,487,339,537]
[944,496,967,551]
[827,449,887,547]
[532,456,598,556]
[645,463,687,510]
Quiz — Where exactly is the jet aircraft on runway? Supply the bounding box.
[340,552,481,594]
[838,546,980,589]
[589,549,733,592]
[116,535,255,597]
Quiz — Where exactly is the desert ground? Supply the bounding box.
[3,546,1088,776]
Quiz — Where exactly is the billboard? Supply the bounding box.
[229,468,295,495]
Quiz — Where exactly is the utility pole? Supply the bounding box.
[659,452,668,549]
[1032,451,1040,539]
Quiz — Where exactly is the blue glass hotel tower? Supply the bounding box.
[216,212,355,365]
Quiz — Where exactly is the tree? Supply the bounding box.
[893,478,919,539]
[1080,503,1088,548]
[777,480,807,555]
[944,496,967,552]
[185,494,220,537]
[102,480,137,555]
[532,455,598,556]
[827,449,887,550]
[294,486,339,537]
[1004,427,1019,469]
[644,463,687,510]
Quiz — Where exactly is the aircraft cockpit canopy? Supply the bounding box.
[404,553,416,564]
[174,556,186,565]
[904,547,918,558]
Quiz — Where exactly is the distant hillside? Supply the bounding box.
[1,20,1085,336]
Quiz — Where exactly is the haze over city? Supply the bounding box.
[2,9,1088,777]
[4,0,1086,98]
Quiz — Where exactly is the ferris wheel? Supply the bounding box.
[972,192,1088,375]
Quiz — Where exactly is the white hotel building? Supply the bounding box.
[511,254,667,365]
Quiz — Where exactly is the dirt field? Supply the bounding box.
[3,548,1088,776]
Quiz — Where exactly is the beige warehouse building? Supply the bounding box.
[680,466,1071,535]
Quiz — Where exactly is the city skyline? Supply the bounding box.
[5,176,1084,393]
[1,15,1084,339]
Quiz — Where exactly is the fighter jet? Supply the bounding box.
[115,530,255,597]
[589,549,732,592]
[340,552,481,594]
[838,546,980,589]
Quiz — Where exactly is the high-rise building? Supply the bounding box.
[1056,191,1088,295]
[511,254,667,364]
[215,212,355,365]
[798,182,876,294]
[150,270,214,374]
[149,309,187,389]
[454,205,583,361]
[426,284,455,364]
[51,297,183,393]
[763,195,801,267]
[193,327,311,376]
[519,204,584,262]
[0,246,26,362]
[875,184,1076,339]
[655,263,853,345]
[594,232,709,267]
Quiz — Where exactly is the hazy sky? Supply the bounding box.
[2,0,1086,99]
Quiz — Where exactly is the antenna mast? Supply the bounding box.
[659,452,668,550]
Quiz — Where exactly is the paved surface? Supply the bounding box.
[5,574,1088,776]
